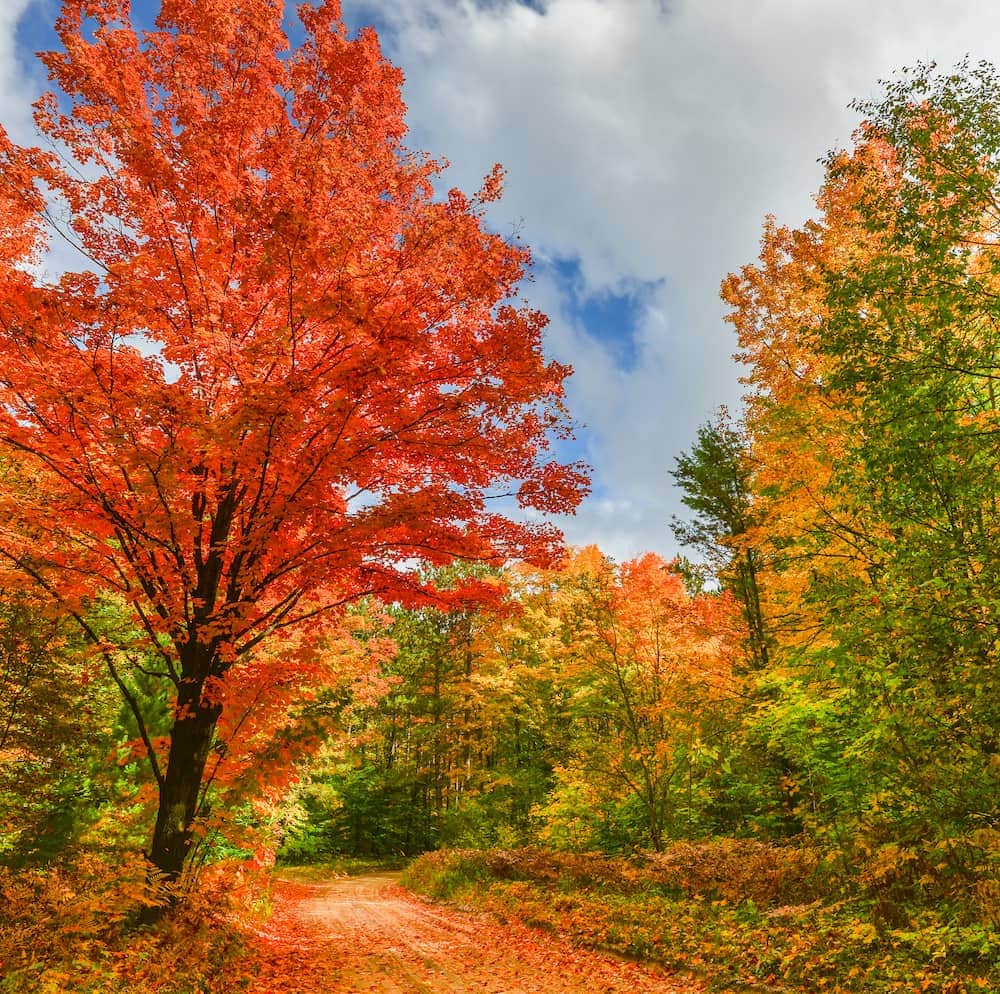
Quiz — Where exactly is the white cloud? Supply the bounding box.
[362,0,1000,559]
[0,1,38,138]
[1,1,98,281]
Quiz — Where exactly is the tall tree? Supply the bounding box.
[814,64,1000,881]
[724,62,1000,890]
[671,411,769,670]
[0,0,587,899]
[533,549,739,850]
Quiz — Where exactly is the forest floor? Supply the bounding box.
[248,871,704,994]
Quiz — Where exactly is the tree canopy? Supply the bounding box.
[0,0,587,893]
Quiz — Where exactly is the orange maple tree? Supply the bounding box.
[0,0,587,895]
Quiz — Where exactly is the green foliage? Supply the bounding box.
[777,62,1000,897]
[706,59,1000,954]
[671,410,770,671]
[671,411,755,568]
[0,596,143,866]
[279,570,558,860]
[279,855,410,879]
[533,769,656,853]
[279,764,423,860]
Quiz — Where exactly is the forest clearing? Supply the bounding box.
[0,0,997,992]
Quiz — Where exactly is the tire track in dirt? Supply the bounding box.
[253,872,703,994]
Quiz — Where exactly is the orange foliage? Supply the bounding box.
[0,0,587,885]
[721,140,900,653]
[512,548,741,849]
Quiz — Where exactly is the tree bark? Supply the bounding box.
[737,549,770,670]
[140,681,220,924]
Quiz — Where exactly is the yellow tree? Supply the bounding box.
[721,142,897,656]
[531,548,740,850]
[724,63,1000,895]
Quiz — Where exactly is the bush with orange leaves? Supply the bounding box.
[0,852,267,993]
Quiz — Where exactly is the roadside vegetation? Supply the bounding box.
[404,847,998,993]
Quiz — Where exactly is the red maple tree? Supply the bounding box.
[0,0,587,897]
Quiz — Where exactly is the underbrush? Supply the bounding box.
[0,855,267,993]
[403,845,999,993]
[277,854,410,880]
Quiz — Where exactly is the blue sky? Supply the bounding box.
[5,0,1000,561]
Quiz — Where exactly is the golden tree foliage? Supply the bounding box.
[721,141,900,655]
[723,64,1000,903]
[513,548,741,850]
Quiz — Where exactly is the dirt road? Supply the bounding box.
[250,872,700,994]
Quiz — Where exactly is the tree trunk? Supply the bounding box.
[140,684,220,924]
[739,550,770,670]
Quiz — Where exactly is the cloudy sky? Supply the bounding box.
[5,0,1000,561]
